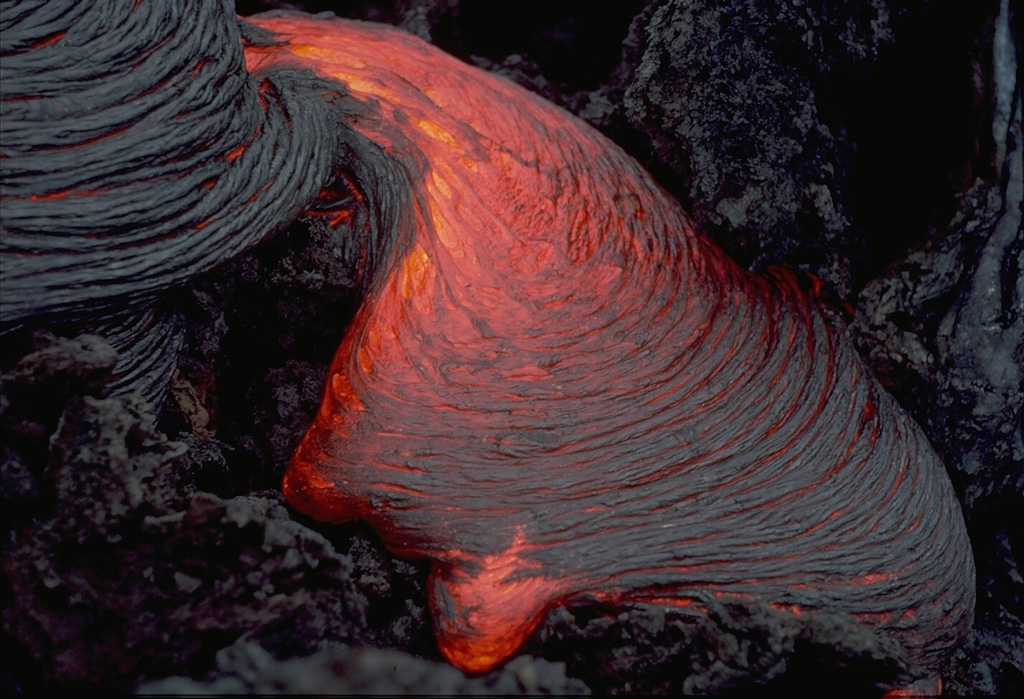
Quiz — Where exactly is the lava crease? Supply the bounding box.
[243,13,975,677]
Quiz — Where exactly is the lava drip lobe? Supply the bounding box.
[248,14,975,678]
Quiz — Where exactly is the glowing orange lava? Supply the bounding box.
[244,14,974,679]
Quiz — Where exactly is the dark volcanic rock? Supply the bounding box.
[1,342,433,690]
[1,332,118,518]
[621,0,897,281]
[139,641,589,695]
[532,601,907,695]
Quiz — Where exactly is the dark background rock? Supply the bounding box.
[138,642,588,695]
[3,0,1020,695]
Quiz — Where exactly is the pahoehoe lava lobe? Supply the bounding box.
[0,1,342,401]
[246,14,975,677]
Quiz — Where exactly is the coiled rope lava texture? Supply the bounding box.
[0,1,344,400]
[240,14,976,677]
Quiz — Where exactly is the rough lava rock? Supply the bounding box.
[139,641,589,695]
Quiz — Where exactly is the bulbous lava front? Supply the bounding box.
[245,13,974,678]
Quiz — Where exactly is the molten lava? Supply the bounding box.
[244,13,975,678]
